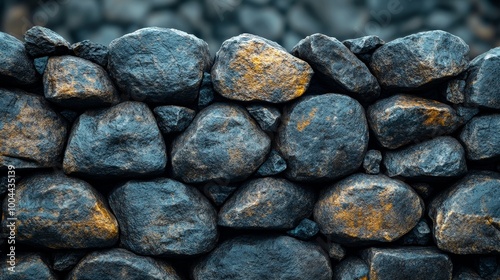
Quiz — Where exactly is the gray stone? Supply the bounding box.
[71,40,109,67]
[446,79,466,104]
[343,35,385,54]
[246,104,281,132]
[459,114,500,161]
[202,181,238,206]
[153,105,196,134]
[332,257,369,280]
[327,242,346,261]
[455,105,480,125]
[198,72,215,109]
[34,56,48,75]
[255,149,287,177]
[363,150,382,175]
[398,219,432,245]
[286,218,319,240]
[0,252,57,280]
[24,26,72,57]
[464,47,500,109]
[52,250,87,271]
[0,32,38,85]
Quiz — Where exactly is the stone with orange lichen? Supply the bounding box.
[211,33,313,103]
[367,94,460,149]
[314,173,423,245]
[0,172,118,249]
[0,31,38,86]
[429,171,500,254]
[43,56,119,109]
[276,93,368,182]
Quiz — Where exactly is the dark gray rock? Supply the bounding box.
[255,149,287,177]
[475,256,498,278]
[410,182,435,199]
[0,252,57,280]
[63,101,167,178]
[332,257,369,280]
[246,104,281,132]
[277,94,368,182]
[398,219,432,245]
[202,181,239,206]
[343,35,385,54]
[60,109,80,123]
[153,105,196,134]
[108,178,218,256]
[287,218,319,240]
[446,79,466,104]
[72,40,109,67]
[327,242,346,261]
[455,105,480,125]
[218,177,315,229]
[429,171,500,254]
[383,136,467,178]
[24,26,72,57]
[34,56,48,75]
[459,114,500,161]
[367,94,460,149]
[314,173,423,245]
[192,235,332,280]
[198,72,215,109]
[0,32,38,85]
[292,33,380,102]
[52,250,87,271]
[0,88,67,169]
[363,149,382,175]
[108,27,211,104]
[453,267,482,280]
[370,30,469,90]
[67,248,181,280]
[171,103,271,183]
[464,47,500,109]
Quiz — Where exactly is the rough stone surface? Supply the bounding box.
[255,149,287,177]
[198,72,215,109]
[212,33,313,103]
[369,30,469,90]
[455,105,480,125]
[429,171,500,254]
[202,182,239,206]
[108,27,211,104]
[332,257,369,280]
[475,256,498,278]
[246,103,281,132]
[314,173,423,245]
[34,56,48,75]
[446,79,466,104]
[52,250,88,271]
[398,218,432,245]
[0,32,38,85]
[459,114,500,161]
[171,103,271,183]
[24,26,72,57]
[218,177,315,229]
[0,252,57,280]
[327,242,346,261]
[363,149,382,175]
[44,56,120,109]
[153,105,196,134]
[464,47,500,109]
[63,101,167,178]
[286,218,319,240]
[292,33,380,102]
[367,94,460,149]
[277,94,369,182]
[72,40,109,67]
[343,35,385,54]
[383,136,467,178]
[108,178,218,256]
[192,235,332,280]
[0,88,67,168]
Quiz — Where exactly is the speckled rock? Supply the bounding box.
[153,105,196,134]
[0,252,57,280]
[459,114,500,161]
[446,79,466,104]
[34,56,48,75]
[0,32,38,85]
[108,178,218,256]
[343,35,385,54]
[332,257,369,280]
[0,172,118,249]
[67,248,181,280]
[43,56,120,109]
[363,150,382,175]
[52,250,87,272]
[398,219,432,245]
[383,136,467,178]
[255,149,287,177]
[429,171,500,254]
[192,235,332,280]
[455,105,480,125]
[24,26,71,57]
[314,173,423,245]
[108,27,211,104]
[292,33,380,102]
[198,72,216,109]
[367,94,460,149]
[72,40,109,67]
[327,242,347,261]
[63,101,167,178]
[219,177,315,229]
[202,182,238,206]
[286,218,320,240]
[212,34,313,103]
[0,88,67,168]
[370,30,469,90]
[246,103,281,132]
[171,103,271,183]
[464,47,500,109]
[277,94,369,182]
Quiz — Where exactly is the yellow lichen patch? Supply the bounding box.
[423,108,452,126]
[296,107,318,132]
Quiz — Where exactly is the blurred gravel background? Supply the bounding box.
[1,0,499,58]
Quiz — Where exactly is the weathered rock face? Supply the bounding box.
[314,173,423,245]
[1,172,118,249]
[0,32,38,85]
[0,88,67,168]
[212,33,313,103]
[332,257,369,280]
[108,27,211,104]
[24,26,72,57]
[63,101,167,178]
[246,104,281,132]
[277,93,369,182]
[153,105,196,134]
[459,114,500,161]
[192,235,332,280]
[343,35,385,55]
[363,149,382,175]
[370,30,469,90]
[0,252,57,280]
[464,47,500,109]
[255,149,287,177]
[286,218,320,240]
[171,103,271,183]
[108,178,218,256]
[71,40,109,67]
[429,171,500,254]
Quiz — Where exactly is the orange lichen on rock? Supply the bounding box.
[296,107,318,132]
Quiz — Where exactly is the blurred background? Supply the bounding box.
[1,0,499,57]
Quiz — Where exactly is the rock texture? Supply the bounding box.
[464,47,500,109]
[24,26,72,57]
[153,105,196,134]
[459,114,500,161]
[0,32,38,85]
[0,252,57,280]
[71,40,109,67]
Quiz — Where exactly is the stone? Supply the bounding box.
[63,101,167,178]
[363,150,382,175]
[218,177,315,229]
[446,79,466,104]
[108,27,211,104]
[60,109,80,123]
[212,33,313,103]
[34,56,48,75]
[198,72,215,109]
[292,33,380,102]
[277,94,369,182]
[362,247,453,280]
[453,267,482,280]
[459,114,500,161]
[464,47,500,109]
[410,182,435,199]
[153,105,196,134]
[0,32,38,85]
[71,40,109,67]
[0,88,67,168]
[43,56,120,109]
[108,178,218,256]
[429,171,500,254]
[52,250,87,271]
[455,105,480,125]
[332,257,369,280]
[314,173,423,245]
[255,149,287,177]
[0,252,57,280]
[383,136,467,178]
[369,30,469,90]
[367,94,460,149]
[343,35,385,54]
[246,104,281,132]
[286,218,320,240]
[475,256,498,278]
[67,248,181,280]
[171,103,271,183]
[327,242,346,261]
[398,219,432,245]
[192,235,332,280]
[202,182,239,206]
[24,26,72,57]
[0,172,118,249]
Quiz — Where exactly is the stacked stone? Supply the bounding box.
[0,27,499,280]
